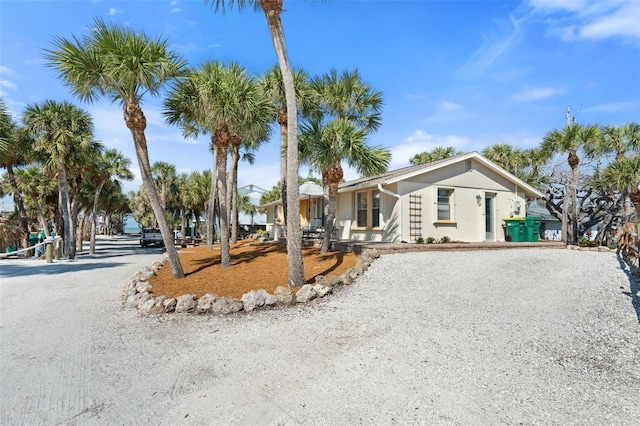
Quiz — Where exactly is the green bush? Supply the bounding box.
[439,236,450,243]
[416,237,424,244]
[256,229,269,236]
[426,236,435,244]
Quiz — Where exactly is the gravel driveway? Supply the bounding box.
[1,236,638,425]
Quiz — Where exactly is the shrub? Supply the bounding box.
[416,237,424,244]
[256,229,269,236]
[439,236,451,243]
[426,236,435,244]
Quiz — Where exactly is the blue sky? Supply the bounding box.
[1,0,639,198]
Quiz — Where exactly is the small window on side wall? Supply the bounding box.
[437,188,453,221]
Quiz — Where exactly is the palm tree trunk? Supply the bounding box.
[570,164,579,244]
[321,180,338,254]
[69,192,80,257]
[260,0,305,287]
[229,141,240,243]
[89,180,106,255]
[125,102,184,278]
[278,109,288,224]
[207,149,217,250]
[214,128,231,268]
[76,211,86,253]
[6,164,30,255]
[56,163,74,258]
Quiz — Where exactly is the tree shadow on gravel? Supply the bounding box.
[615,251,640,323]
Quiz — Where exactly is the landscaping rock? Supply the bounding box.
[242,290,266,312]
[138,297,156,313]
[312,283,332,298]
[196,293,218,314]
[175,294,197,313]
[296,284,316,303]
[162,298,177,313]
[274,286,293,304]
[264,292,278,306]
[211,297,243,315]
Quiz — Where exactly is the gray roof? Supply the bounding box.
[338,151,543,199]
[338,155,461,191]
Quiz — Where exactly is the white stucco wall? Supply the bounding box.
[336,158,532,243]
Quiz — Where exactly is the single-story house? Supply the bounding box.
[263,152,543,242]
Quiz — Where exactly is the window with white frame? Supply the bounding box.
[356,192,367,227]
[372,190,381,228]
[437,188,453,221]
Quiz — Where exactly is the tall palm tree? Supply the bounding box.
[164,61,272,267]
[482,143,524,174]
[151,161,177,212]
[588,122,640,162]
[596,155,640,220]
[300,119,390,253]
[0,99,32,251]
[23,100,93,259]
[12,165,56,233]
[206,0,305,286]
[260,65,312,219]
[409,146,460,165]
[542,123,602,244]
[46,19,187,277]
[304,68,386,253]
[89,148,133,254]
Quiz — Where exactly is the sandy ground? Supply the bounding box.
[1,235,638,425]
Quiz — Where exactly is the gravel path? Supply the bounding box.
[1,237,639,425]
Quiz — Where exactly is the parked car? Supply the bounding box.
[140,228,164,247]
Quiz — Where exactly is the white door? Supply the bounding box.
[485,193,495,241]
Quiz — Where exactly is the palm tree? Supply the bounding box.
[597,155,640,219]
[46,19,187,277]
[151,161,177,212]
[260,65,312,219]
[23,100,93,259]
[409,146,460,165]
[588,122,640,162]
[164,61,271,267]
[206,0,305,286]
[482,143,524,174]
[227,96,273,243]
[541,123,602,244]
[13,165,56,235]
[300,119,390,253]
[89,148,133,254]
[0,99,32,251]
[303,68,387,253]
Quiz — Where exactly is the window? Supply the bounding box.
[372,190,380,228]
[356,192,367,227]
[355,190,382,228]
[437,188,453,221]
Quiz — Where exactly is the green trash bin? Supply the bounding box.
[524,216,542,242]
[504,218,526,242]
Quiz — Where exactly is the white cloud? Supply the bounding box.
[0,65,16,76]
[584,102,640,113]
[579,3,640,41]
[171,8,182,13]
[459,14,525,77]
[512,86,562,102]
[390,130,472,167]
[441,101,462,111]
[108,8,123,16]
[0,80,16,90]
[528,0,640,44]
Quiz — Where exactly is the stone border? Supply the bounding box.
[122,249,381,315]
